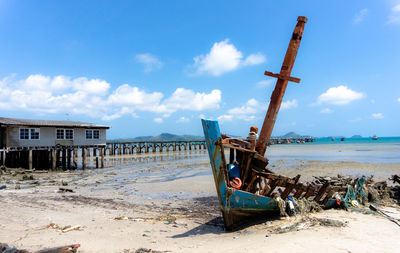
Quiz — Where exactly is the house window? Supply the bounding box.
[86,130,93,139]
[57,129,74,140]
[93,130,99,139]
[20,128,29,139]
[20,128,40,140]
[56,129,74,140]
[65,129,73,140]
[30,128,40,139]
[86,130,100,139]
[56,129,64,139]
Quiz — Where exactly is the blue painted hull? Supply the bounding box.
[202,119,279,229]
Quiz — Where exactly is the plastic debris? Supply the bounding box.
[47,223,84,233]
[287,197,296,215]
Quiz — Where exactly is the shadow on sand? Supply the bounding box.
[172,195,282,238]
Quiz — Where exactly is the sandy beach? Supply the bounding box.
[1,145,400,253]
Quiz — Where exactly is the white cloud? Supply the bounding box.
[107,84,163,108]
[317,85,364,105]
[397,98,400,102]
[176,116,190,123]
[256,79,274,88]
[135,53,163,72]
[162,88,221,112]
[191,39,266,76]
[281,99,298,110]
[243,53,266,66]
[217,98,266,122]
[0,74,222,121]
[154,117,163,123]
[388,4,400,24]
[371,113,384,119]
[354,8,368,23]
[320,108,333,114]
[217,114,234,122]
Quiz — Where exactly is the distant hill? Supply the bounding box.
[108,133,204,142]
[351,135,362,138]
[281,132,301,138]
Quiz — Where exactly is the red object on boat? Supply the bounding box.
[230,177,242,190]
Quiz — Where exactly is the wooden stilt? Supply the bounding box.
[28,149,33,170]
[52,149,56,170]
[48,149,52,169]
[1,150,5,166]
[82,148,86,169]
[67,149,72,169]
[62,149,66,170]
[73,148,78,168]
[100,147,104,168]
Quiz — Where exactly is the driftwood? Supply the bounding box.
[369,204,400,227]
[0,244,79,253]
[58,188,74,193]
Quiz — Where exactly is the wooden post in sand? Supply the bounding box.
[28,149,33,170]
[1,149,5,166]
[82,148,86,169]
[61,149,66,170]
[52,149,56,170]
[100,147,105,168]
[67,149,72,170]
[73,148,78,168]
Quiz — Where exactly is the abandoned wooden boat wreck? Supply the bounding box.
[202,16,352,230]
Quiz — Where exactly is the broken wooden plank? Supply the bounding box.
[322,189,335,205]
[245,174,258,192]
[280,183,295,199]
[314,183,330,203]
[303,185,316,199]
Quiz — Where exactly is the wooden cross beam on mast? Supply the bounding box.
[256,16,308,156]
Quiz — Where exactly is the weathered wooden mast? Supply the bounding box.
[256,16,308,156]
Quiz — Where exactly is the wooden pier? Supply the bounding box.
[105,140,207,156]
[0,140,207,170]
[0,138,315,170]
[269,136,315,145]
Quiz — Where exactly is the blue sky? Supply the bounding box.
[0,0,399,138]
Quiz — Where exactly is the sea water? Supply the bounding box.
[266,137,400,164]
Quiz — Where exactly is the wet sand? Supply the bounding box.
[1,145,400,252]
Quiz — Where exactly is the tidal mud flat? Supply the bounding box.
[1,144,400,253]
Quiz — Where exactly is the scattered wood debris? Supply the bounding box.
[0,243,79,253]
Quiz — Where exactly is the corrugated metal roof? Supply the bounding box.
[0,117,110,129]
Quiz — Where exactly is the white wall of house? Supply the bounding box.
[6,126,107,147]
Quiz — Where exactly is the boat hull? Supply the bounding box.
[202,119,278,230]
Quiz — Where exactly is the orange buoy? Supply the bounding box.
[230,177,242,190]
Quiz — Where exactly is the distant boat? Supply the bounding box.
[331,137,335,141]
[340,137,345,141]
[372,135,378,140]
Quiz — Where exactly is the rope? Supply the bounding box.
[343,176,367,209]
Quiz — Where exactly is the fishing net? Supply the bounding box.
[342,176,369,212]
